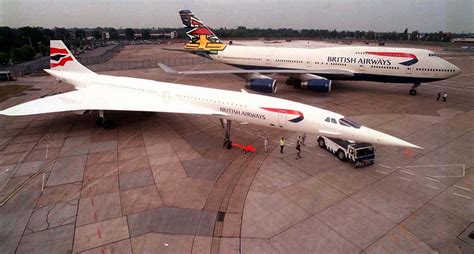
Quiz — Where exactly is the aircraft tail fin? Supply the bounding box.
[179,10,226,51]
[49,40,95,74]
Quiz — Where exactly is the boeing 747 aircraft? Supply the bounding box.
[0,41,421,149]
[164,10,460,96]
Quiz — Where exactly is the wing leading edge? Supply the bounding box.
[158,63,354,77]
[0,88,225,117]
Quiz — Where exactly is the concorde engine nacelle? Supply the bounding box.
[288,73,332,93]
[245,73,277,93]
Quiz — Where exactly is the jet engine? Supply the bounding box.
[301,79,332,92]
[289,74,332,92]
[244,74,277,93]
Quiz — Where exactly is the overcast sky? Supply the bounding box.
[1,0,472,33]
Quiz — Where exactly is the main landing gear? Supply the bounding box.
[220,119,233,149]
[285,77,301,88]
[95,110,115,130]
[409,83,421,96]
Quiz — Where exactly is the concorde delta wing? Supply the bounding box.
[0,88,224,117]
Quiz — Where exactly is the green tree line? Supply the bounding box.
[1,26,469,66]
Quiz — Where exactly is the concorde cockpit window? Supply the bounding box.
[330,118,337,124]
[339,118,361,128]
[325,117,330,122]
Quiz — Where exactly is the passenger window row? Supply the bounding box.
[223,56,262,61]
[416,68,456,72]
[276,59,304,63]
[371,66,399,69]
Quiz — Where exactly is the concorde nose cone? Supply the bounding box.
[360,126,423,149]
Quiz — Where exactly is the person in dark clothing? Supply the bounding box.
[295,136,302,159]
[443,92,447,102]
[436,92,441,101]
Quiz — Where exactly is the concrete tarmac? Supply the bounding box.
[0,44,472,253]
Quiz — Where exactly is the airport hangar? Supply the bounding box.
[0,41,473,253]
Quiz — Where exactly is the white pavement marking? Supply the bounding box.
[425,184,439,190]
[376,170,389,175]
[400,170,415,175]
[379,164,391,169]
[302,148,310,152]
[397,176,412,182]
[424,177,440,182]
[453,192,472,199]
[454,185,472,192]
[400,164,466,178]
[317,153,328,157]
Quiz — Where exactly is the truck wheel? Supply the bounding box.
[337,150,346,161]
[318,138,326,148]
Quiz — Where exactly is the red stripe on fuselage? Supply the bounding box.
[51,56,73,67]
[366,52,416,59]
[261,107,302,116]
[50,48,68,55]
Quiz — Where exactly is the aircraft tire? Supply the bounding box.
[409,89,417,96]
[103,120,114,130]
[96,117,104,128]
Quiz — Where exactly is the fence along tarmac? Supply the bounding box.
[1,45,210,76]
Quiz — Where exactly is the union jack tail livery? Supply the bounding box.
[179,10,226,51]
[49,40,95,74]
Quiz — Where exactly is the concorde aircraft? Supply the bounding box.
[0,41,421,149]
[164,10,460,96]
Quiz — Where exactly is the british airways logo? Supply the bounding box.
[327,52,418,66]
[260,107,304,123]
[50,48,73,68]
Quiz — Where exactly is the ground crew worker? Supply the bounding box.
[279,137,285,153]
[302,133,306,146]
[296,136,302,159]
[443,92,447,102]
[436,92,441,101]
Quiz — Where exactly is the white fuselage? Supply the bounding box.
[211,45,460,82]
[48,70,420,148]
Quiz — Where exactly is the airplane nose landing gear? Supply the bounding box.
[96,110,115,130]
[220,119,233,149]
[409,83,420,96]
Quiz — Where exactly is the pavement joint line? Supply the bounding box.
[402,163,465,168]
[378,164,391,169]
[424,184,439,190]
[452,192,472,199]
[375,169,389,174]
[453,185,471,192]
[397,176,412,182]
[424,177,440,182]
[399,170,415,175]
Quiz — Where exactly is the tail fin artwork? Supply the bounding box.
[49,40,95,74]
[179,10,226,52]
